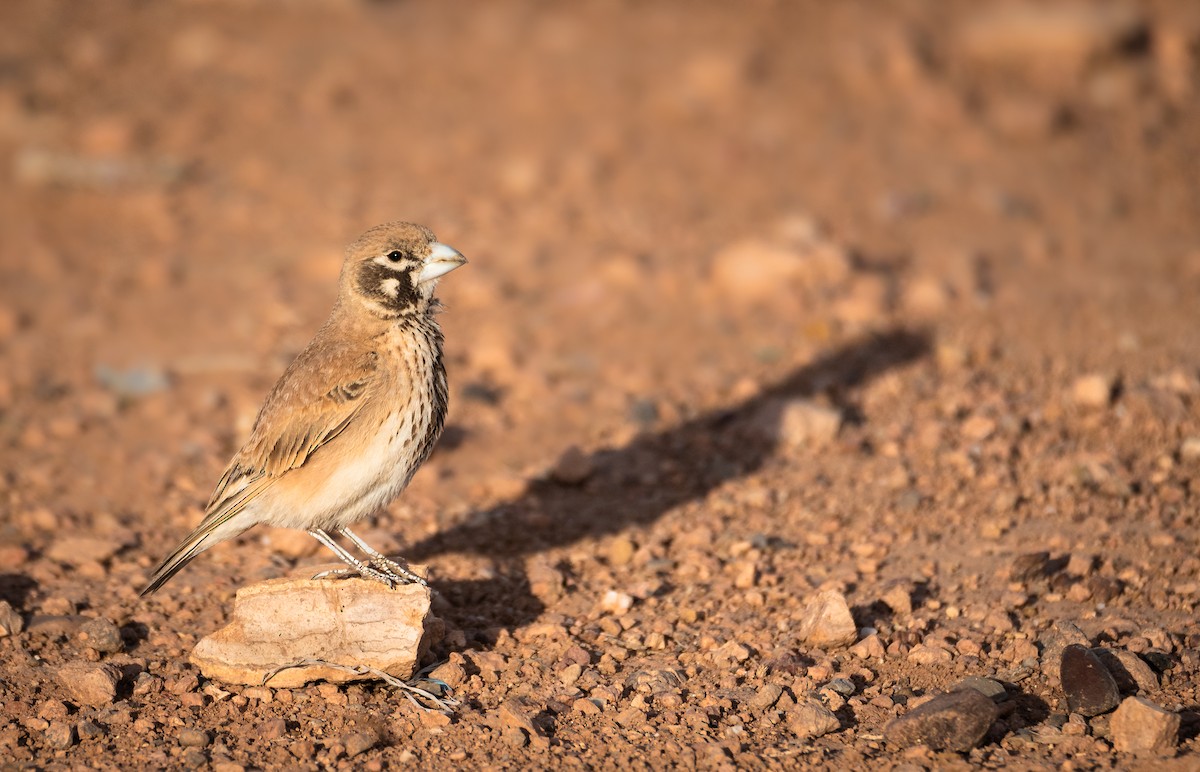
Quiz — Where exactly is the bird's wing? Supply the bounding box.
[201,345,382,526]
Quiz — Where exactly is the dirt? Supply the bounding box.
[1,0,1199,768]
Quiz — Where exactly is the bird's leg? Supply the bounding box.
[308,529,396,588]
[339,527,429,587]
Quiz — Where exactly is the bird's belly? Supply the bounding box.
[266,407,432,531]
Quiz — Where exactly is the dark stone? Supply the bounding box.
[1060,644,1120,716]
[1087,576,1123,602]
[951,676,1007,702]
[884,689,1000,752]
[1011,552,1051,582]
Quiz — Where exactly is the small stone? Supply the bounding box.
[56,663,119,707]
[952,676,1007,702]
[754,398,842,449]
[797,590,858,649]
[881,585,913,616]
[1087,575,1124,602]
[1060,644,1120,717]
[908,644,953,665]
[787,698,840,740]
[177,727,210,747]
[710,237,848,302]
[37,699,69,720]
[884,689,999,752]
[77,720,105,740]
[342,729,378,758]
[79,617,124,653]
[607,537,636,567]
[0,600,22,636]
[1011,551,1052,582]
[498,698,549,749]
[550,446,594,485]
[747,684,784,712]
[1092,649,1159,694]
[46,536,124,566]
[259,718,288,739]
[1040,620,1090,681]
[427,657,467,688]
[1071,374,1113,408]
[850,633,886,659]
[599,590,634,615]
[573,697,602,715]
[1110,697,1180,755]
[95,363,170,398]
[45,721,76,748]
[260,527,320,559]
[1180,437,1200,463]
[961,414,996,441]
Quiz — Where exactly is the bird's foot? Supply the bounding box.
[311,564,397,589]
[368,556,429,587]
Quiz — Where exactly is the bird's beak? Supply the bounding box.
[418,242,468,284]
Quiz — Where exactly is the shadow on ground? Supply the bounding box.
[418,328,932,637]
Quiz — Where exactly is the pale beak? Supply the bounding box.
[418,242,467,284]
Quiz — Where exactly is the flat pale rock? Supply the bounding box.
[190,569,434,688]
[797,590,858,649]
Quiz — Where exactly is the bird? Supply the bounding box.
[141,221,467,596]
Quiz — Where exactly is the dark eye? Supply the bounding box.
[387,250,403,262]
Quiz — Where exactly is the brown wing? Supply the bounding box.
[201,344,381,527]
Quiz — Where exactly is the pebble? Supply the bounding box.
[550,446,594,485]
[753,398,842,449]
[95,363,170,398]
[1071,374,1113,408]
[797,590,858,649]
[1039,620,1091,681]
[884,689,999,752]
[573,697,602,715]
[952,676,1007,702]
[607,537,636,567]
[0,601,22,636]
[46,537,125,566]
[260,527,320,559]
[746,684,783,712]
[45,721,77,748]
[907,644,953,665]
[1179,437,1200,463]
[957,4,1146,75]
[56,663,119,707]
[600,590,634,615]
[77,720,105,740]
[1110,697,1180,755]
[1060,644,1120,716]
[342,729,378,758]
[259,718,288,739]
[1092,648,1159,694]
[787,698,840,740]
[177,727,210,747]
[710,237,847,302]
[79,617,124,653]
[881,585,913,616]
[1010,551,1052,582]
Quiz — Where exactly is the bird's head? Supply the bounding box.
[341,221,467,318]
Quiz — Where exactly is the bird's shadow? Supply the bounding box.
[413,327,931,642]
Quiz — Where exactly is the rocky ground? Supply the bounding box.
[1,0,1199,769]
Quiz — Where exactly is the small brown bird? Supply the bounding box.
[142,222,466,595]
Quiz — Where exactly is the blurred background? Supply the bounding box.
[1,0,1198,570]
[1,0,1199,764]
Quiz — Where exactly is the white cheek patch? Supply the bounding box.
[379,277,400,298]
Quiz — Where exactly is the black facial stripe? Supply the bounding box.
[356,261,418,310]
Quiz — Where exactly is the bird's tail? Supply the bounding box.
[141,518,247,596]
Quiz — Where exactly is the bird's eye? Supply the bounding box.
[387,250,404,262]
